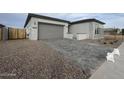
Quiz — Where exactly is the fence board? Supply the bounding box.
[2,27,8,40]
[8,28,26,40]
[18,29,26,39]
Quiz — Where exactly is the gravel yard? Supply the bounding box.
[0,40,87,79]
[44,39,113,76]
[0,39,113,79]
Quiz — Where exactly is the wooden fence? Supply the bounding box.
[8,28,26,40]
[0,27,26,40]
[0,28,2,40]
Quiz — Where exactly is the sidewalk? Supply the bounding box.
[91,42,124,79]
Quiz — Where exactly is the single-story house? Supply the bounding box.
[24,13,105,40]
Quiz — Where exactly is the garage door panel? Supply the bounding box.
[38,23,64,39]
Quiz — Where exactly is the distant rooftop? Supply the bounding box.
[0,24,5,27]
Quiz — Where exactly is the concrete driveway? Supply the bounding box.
[91,42,124,79]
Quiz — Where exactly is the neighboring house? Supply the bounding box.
[0,24,4,40]
[0,24,8,40]
[24,13,105,40]
[0,24,5,28]
[99,28,121,35]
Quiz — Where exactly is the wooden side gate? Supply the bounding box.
[8,27,26,40]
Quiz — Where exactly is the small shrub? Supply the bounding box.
[110,42,113,44]
[103,42,106,44]
[114,40,118,43]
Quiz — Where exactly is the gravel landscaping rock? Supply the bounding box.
[0,39,113,79]
[0,40,87,79]
[44,39,113,77]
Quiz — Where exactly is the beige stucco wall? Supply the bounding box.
[69,22,104,39]
[69,22,90,34]
[69,22,94,39]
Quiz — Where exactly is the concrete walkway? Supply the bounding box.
[91,42,124,79]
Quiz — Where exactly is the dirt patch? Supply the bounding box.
[81,38,123,48]
[102,35,123,48]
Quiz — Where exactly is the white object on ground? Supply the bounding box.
[106,48,120,63]
[106,52,115,63]
[113,48,120,56]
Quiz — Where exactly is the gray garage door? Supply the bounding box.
[38,23,64,39]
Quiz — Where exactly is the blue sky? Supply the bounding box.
[0,13,124,28]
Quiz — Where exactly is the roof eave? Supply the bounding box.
[70,19,105,25]
[24,13,70,27]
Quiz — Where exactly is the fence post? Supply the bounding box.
[0,28,1,40]
[1,28,3,40]
[25,29,26,39]
[17,29,18,39]
[122,29,124,41]
[7,27,9,40]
